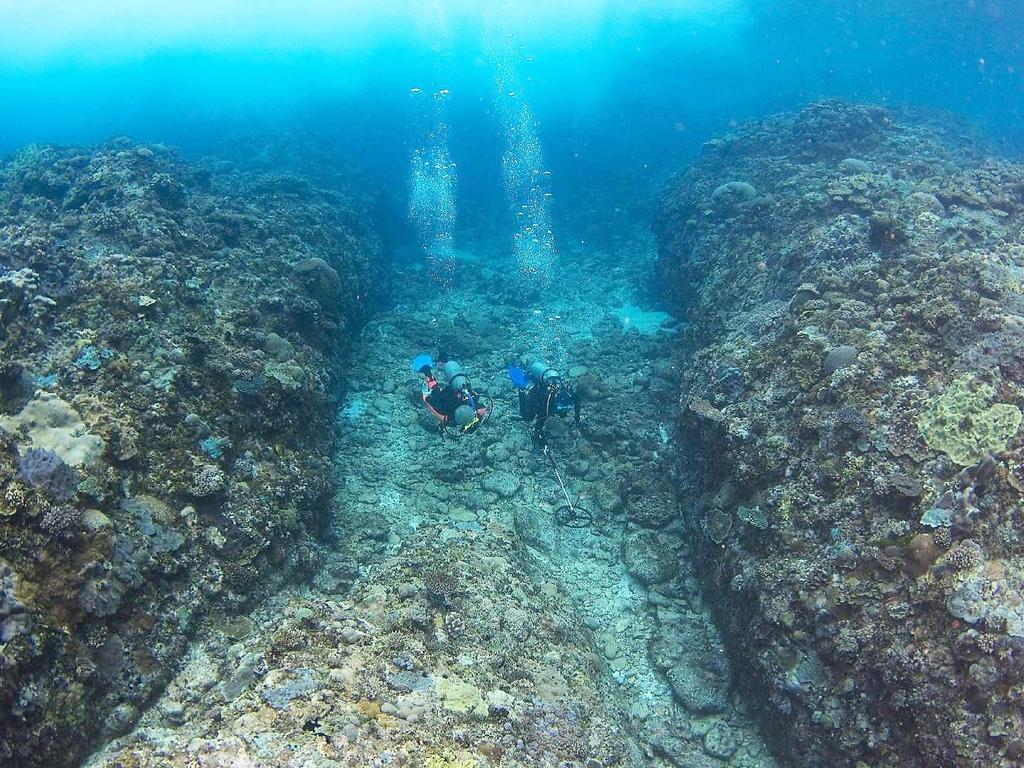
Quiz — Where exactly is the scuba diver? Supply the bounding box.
[508,360,580,448]
[412,354,491,437]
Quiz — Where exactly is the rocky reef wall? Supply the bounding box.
[655,102,1024,767]
[0,139,384,766]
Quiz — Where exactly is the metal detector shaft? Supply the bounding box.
[545,446,577,516]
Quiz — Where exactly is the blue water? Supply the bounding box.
[2,0,1021,238]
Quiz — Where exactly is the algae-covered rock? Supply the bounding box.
[0,391,105,466]
[918,375,1021,465]
[822,344,859,376]
[621,527,677,585]
[260,668,321,710]
[481,470,521,499]
[711,180,757,205]
[434,674,488,719]
[264,360,306,390]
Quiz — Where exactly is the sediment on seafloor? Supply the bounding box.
[0,139,384,767]
[656,100,1024,767]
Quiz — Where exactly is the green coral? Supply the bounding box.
[434,674,488,718]
[918,375,1022,465]
[264,361,306,390]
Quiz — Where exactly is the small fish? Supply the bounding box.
[410,87,422,94]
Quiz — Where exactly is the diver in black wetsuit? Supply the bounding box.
[511,361,581,448]
[413,355,489,436]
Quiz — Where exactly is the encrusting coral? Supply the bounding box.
[917,375,1022,465]
[656,100,1024,768]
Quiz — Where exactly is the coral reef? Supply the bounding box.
[0,138,383,766]
[656,101,1024,767]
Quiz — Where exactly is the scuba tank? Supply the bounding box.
[534,363,575,417]
[551,385,575,416]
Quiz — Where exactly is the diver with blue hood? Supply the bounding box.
[412,354,491,437]
[508,360,580,448]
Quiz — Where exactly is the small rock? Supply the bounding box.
[822,345,858,376]
[481,471,521,499]
[340,627,362,644]
[839,157,870,174]
[703,721,738,759]
[81,508,112,532]
[397,582,417,599]
[602,635,622,659]
[711,181,757,204]
[159,699,186,726]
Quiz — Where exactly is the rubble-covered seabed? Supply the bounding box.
[81,235,775,767]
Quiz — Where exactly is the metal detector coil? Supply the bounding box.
[544,445,592,530]
[554,504,593,528]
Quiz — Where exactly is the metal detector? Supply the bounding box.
[543,445,592,529]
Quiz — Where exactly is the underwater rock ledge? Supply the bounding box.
[656,100,1024,768]
[0,139,384,767]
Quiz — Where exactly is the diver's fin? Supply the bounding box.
[507,365,530,389]
[411,353,434,374]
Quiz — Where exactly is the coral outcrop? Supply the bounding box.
[656,101,1024,767]
[0,139,383,766]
